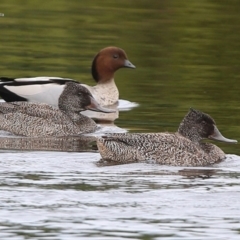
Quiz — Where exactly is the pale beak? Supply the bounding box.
[124,59,136,69]
[209,125,237,143]
[86,96,115,113]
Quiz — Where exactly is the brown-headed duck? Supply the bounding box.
[0,46,135,107]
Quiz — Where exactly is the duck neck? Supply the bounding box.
[178,122,202,143]
[97,77,115,85]
[82,79,118,106]
[92,55,115,83]
[199,142,225,160]
[59,103,68,113]
[64,111,98,133]
[97,73,115,84]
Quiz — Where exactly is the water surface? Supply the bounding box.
[1,0,240,239]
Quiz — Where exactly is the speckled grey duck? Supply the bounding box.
[97,109,237,166]
[0,82,114,137]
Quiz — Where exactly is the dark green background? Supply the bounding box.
[1,0,240,154]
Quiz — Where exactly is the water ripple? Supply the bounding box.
[0,152,240,239]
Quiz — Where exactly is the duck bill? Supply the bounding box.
[85,96,115,113]
[208,125,237,143]
[124,59,136,69]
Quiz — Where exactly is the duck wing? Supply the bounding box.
[101,133,165,145]
[0,102,70,123]
[98,133,172,163]
[98,133,208,166]
[0,77,80,105]
[0,111,80,137]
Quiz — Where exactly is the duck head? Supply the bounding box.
[91,46,136,83]
[58,82,115,113]
[178,108,237,143]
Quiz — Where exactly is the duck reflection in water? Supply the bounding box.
[0,135,97,152]
[97,108,237,167]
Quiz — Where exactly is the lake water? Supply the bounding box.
[1,1,240,239]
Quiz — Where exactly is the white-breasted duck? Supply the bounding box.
[0,82,114,137]
[0,46,135,107]
[97,109,237,166]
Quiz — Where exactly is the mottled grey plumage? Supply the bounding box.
[97,109,237,166]
[0,82,113,137]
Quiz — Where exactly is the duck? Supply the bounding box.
[0,46,135,107]
[0,82,114,137]
[97,108,237,166]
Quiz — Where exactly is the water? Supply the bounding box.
[1,0,240,239]
[1,152,240,239]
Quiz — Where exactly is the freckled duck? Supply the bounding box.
[97,108,237,166]
[0,46,135,107]
[0,82,114,137]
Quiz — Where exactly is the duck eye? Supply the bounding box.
[113,54,119,59]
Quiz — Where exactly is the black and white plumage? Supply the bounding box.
[0,77,77,105]
[97,109,237,167]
